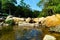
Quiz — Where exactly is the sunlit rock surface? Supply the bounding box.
[49,25,60,32]
[13,17,24,24]
[44,14,60,27]
[43,35,56,40]
[5,14,60,27]
[26,17,31,23]
[5,15,13,22]
[33,17,45,23]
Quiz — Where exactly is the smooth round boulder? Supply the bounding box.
[43,35,56,40]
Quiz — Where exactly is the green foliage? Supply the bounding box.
[0,0,40,18]
[1,0,17,15]
[5,20,14,25]
[1,0,17,9]
[0,0,1,6]
[38,0,60,17]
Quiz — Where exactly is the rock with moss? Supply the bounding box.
[49,25,60,32]
[5,15,14,25]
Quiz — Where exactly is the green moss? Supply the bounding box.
[5,20,14,25]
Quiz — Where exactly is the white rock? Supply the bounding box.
[26,17,31,23]
[34,23,39,27]
[5,15,13,22]
[18,23,34,27]
[3,23,9,27]
[43,35,56,40]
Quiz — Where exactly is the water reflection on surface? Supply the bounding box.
[15,29,43,40]
[0,25,60,40]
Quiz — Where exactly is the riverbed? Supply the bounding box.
[0,25,60,40]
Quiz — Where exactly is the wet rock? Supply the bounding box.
[29,19,36,23]
[43,35,56,40]
[49,25,60,32]
[0,22,4,26]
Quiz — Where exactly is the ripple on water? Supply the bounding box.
[15,29,43,40]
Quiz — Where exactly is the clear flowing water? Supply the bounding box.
[0,25,60,40]
[15,29,43,40]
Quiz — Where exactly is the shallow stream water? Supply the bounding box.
[0,25,60,40]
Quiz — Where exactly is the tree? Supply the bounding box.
[37,0,60,17]
[0,0,2,12]
[33,10,40,18]
[0,0,40,18]
[1,0,17,14]
[20,0,30,8]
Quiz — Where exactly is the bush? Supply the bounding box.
[5,20,14,25]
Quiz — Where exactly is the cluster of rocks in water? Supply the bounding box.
[0,15,60,40]
[49,25,60,33]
